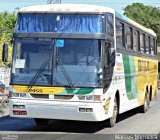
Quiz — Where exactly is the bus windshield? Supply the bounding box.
[11,38,102,87]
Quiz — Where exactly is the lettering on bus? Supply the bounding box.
[138,60,149,71]
[27,88,43,93]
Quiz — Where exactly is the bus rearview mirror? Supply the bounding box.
[2,44,8,63]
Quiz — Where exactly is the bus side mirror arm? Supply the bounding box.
[105,42,112,48]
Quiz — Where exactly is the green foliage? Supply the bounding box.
[124,3,160,43]
[0,11,16,66]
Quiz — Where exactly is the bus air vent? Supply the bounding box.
[30,94,49,99]
[54,95,74,100]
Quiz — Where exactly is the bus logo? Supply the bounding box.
[27,88,43,93]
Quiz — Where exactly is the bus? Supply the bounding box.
[3,4,158,127]
[158,61,160,88]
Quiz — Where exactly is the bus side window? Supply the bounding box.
[145,35,150,54]
[158,62,160,79]
[106,13,114,37]
[133,30,140,52]
[125,25,133,50]
[116,20,124,49]
[140,33,145,53]
[148,36,151,55]
[153,38,157,56]
[103,40,114,91]
[150,37,155,55]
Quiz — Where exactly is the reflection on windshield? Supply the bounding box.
[11,38,101,87]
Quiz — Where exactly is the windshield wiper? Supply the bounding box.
[56,58,75,89]
[27,59,49,90]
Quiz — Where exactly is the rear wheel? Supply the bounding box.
[34,118,49,126]
[140,91,150,113]
[109,98,118,127]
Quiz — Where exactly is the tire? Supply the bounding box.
[140,91,150,113]
[109,98,118,127]
[34,118,49,126]
[148,92,151,106]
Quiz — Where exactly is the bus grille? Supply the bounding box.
[30,94,49,99]
[30,94,73,100]
[54,95,73,100]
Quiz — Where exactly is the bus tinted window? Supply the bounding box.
[133,30,139,52]
[148,36,151,54]
[140,33,145,53]
[16,13,104,33]
[116,20,123,48]
[106,14,114,36]
[145,35,150,54]
[150,38,155,55]
[126,26,133,50]
[153,38,157,55]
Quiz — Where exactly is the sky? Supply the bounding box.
[0,0,159,14]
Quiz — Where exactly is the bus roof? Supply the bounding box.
[19,4,115,13]
[19,3,156,37]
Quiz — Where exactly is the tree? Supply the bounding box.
[123,3,160,43]
[0,11,16,66]
[0,11,16,39]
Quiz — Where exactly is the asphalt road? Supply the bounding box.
[0,93,160,140]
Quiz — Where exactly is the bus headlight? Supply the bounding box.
[20,93,27,98]
[86,95,93,100]
[12,92,27,98]
[78,96,85,100]
[77,95,101,101]
[12,92,20,97]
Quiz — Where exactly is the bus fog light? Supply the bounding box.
[79,108,86,112]
[19,105,25,109]
[79,108,93,112]
[13,105,25,109]
[86,108,93,112]
[13,105,19,109]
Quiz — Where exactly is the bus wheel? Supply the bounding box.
[34,118,49,126]
[109,98,118,127]
[140,91,150,113]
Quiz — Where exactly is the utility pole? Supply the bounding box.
[47,0,61,4]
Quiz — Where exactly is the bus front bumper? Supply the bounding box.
[9,98,110,122]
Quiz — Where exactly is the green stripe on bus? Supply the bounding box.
[61,88,95,95]
[123,54,138,100]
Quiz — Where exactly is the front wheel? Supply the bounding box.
[34,118,50,126]
[109,98,118,127]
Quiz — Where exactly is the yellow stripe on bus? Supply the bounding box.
[116,67,124,71]
[13,85,65,94]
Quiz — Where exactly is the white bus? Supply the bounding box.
[4,4,158,127]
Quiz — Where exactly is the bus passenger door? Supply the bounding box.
[102,40,115,92]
